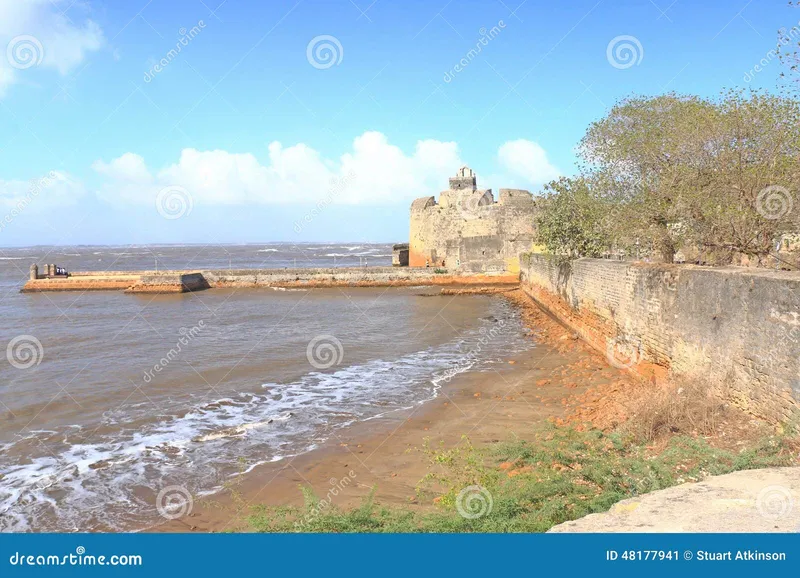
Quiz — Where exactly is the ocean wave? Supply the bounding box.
[0,301,531,532]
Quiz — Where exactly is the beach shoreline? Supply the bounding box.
[152,289,632,533]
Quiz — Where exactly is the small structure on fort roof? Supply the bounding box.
[409,166,537,273]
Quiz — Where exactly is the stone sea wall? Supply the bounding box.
[22,267,518,293]
[520,253,800,421]
[202,267,517,288]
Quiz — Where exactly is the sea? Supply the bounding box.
[0,243,534,532]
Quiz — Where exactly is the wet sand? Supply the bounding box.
[154,289,633,532]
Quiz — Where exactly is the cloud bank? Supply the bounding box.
[92,132,559,207]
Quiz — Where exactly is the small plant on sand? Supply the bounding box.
[414,435,499,508]
[246,424,796,533]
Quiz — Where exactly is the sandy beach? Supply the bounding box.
[155,289,636,532]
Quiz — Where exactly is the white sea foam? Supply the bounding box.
[0,299,531,532]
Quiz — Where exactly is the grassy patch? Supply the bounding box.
[246,425,796,533]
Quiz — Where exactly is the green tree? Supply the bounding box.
[542,90,800,264]
[682,90,800,262]
[578,93,715,262]
[535,176,613,259]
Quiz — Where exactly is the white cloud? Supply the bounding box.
[93,131,464,206]
[0,0,103,97]
[89,133,564,209]
[497,139,560,185]
[0,170,85,210]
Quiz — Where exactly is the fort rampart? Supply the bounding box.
[520,253,800,421]
[409,167,537,273]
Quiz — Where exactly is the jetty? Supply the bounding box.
[21,264,518,294]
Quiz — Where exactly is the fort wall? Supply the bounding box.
[409,167,537,273]
[520,253,800,422]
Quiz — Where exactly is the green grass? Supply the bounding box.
[246,425,796,533]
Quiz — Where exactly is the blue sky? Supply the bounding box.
[0,0,795,246]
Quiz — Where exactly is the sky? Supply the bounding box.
[0,0,796,247]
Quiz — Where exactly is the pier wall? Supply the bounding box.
[21,267,518,294]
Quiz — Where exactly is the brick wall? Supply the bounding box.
[520,253,800,422]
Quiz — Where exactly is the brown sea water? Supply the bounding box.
[0,243,533,532]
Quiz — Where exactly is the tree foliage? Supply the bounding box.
[535,176,613,259]
[536,90,800,264]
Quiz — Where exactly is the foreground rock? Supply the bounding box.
[549,467,800,533]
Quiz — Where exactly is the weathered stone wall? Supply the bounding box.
[520,253,800,421]
[392,244,409,267]
[409,173,537,273]
[202,267,517,288]
[126,273,210,294]
[22,267,518,293]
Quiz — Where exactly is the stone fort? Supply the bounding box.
[409,166,537,273]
